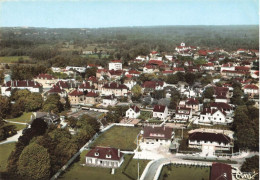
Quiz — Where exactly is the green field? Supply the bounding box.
[60,151,149,180]
[6,112,32,123]
[158,164,211,180]
[90,126,141,151]
[0,56,31,63]
[0,143,16,172]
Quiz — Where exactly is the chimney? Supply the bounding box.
[118,149,120,157]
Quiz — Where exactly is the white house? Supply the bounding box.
[175,107,192,122]
[109,60,122,71]
[199,108,227,125]
[65,66,86,73]
[102,95,117,107]
[124,79,137,90]
[243,84,259,97]
[143,126,174,145]
[85,147,124,168]
[188,131,233,154]
[153,105,168,120]
[1,80,42,97]
[33,74,57,89]
[100,82,128,97]
[126,105,140,119]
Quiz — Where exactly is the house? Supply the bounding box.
[34,74,57,89]
[96,69,109,79]
[210,163,232,180]
[188,131,233,153]
[143,126,173,145]
[135,55,149,61]
[124,79,137,90]
[185,98,200,112]
[153,105,168,120]
[109,70,124,79]
[199,108,229,125]
[1,80,42,97]
[201,63,215,71]
[65,66,86,73]
[68,89,85,105]
[85,147,124,168]
[101,82,128,97]
[109,60,122,71]
[175,42,191,53]
[173,67,185,74]
[85,91,99,105]
[46,85,67,98]
[243,84,259,97]
[175,107,192,122]
[30,112,60,126]
[142,81,164,92]
[143,65,158,73]
[102,95,117,107]
[209,102,233,115]
[126,105,140,119]
[78,81,96,93]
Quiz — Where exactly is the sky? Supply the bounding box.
[0,0,259,28]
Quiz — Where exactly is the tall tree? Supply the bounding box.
[18,143,51,180]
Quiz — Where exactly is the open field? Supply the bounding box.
[0,143,16,172]
[60,152,149,180]
[6,112,32,123]
[90,126,141,151]
[158,164,211,180]
[0,56,31,63]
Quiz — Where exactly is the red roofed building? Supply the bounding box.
[162,70,174,75]
[198,50,207,56]
[142,81,164,91]
[175,107,192,122]
[199,108,229,125]
[186,98,200,112]
[96,69,109,79]
[46,85,67,98]
[101,82,128,97]
[78,82,95,92]
[34,73,57,88]
[109,60,122,71]
[68,89,85,105]
[85,91,99,105]
[1,80,42,97]
[153,105,168,120]
[243,84,259,96]
[188,131,233,152]
[173,67,185,74]
[148,60,163,66]
[210,163,232,180]
[143,126,173,145]
[126,105,140,118]
[85,147,124,168]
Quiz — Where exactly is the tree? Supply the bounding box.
[78,114,100,133]
[132,84,142,100]
[43,94,63,113]
[67,116,77,128]
[0,96,11,118]
[18,143,51,180]
[169,88,181,109]
[185,72,196,85]
[241,155,259,179]
[203,87,214,99]
[166,74,179,84]
[25,93,43,112]
[85,67,97,78]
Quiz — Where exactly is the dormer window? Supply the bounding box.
[95,152,99,156]
[106,154,111,158]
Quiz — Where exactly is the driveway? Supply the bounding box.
[0,130,23,145]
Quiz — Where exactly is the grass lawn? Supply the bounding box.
[6,112,32,123]
[158,164,210,180]
[60,151,149,180]
[90,126,141,151]
[0,143,16,172]
[0,56,31,63]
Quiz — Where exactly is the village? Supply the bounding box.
[0,41,259,180]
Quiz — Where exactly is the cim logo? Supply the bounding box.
[233,167,258,180]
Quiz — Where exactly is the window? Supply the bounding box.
[95,152,99,156]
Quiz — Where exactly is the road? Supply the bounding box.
[141,151,259,180]
[0,130,23,145]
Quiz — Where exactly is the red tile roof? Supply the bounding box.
[36,73,56,80]
[189,132,231,144]
[153,105,166,113]
[79,82,95,89]
[86,91,98,97]
[130,105,140,113]
[56,81,69,89]
[3,80,41,88]
[142,81,164,89]
[103,82,128,89]
[210,163,232,180]
[86,147,123,161]
[109,70,123,76]
[48,85,64,94]
[143,126,173,140]
[69,89,84,96]
[235,66,250,71]
[244,84,258,89]
[110,60,121,63]
[148,60,163,66]
[128,70,140,75]
[173,67,185,72]
[186,98,199,105]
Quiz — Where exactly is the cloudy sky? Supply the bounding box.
[0,0,259,28]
